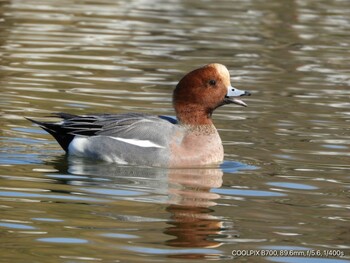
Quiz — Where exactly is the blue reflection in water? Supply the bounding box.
[212,188,285,197]
[80,187,147,196]
[221,160,258,174]
[0,222,36,230]
[46,174,89,179]
[121,245,221,255]
[37,237,88,244]
[267,182,318,190]
[11,127,47,135]
[322,144,348,149]
[0,190,103,202]
[0,153,43,165]
[32,218,64,222]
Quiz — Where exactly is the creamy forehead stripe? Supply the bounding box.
[110,137,165,148]
[212,63,230,78]
[209,63,231,87]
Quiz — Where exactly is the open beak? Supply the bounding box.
[225,85,251,107]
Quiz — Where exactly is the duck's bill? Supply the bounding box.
[225,85,251,107]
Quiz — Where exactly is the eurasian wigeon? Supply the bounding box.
[27,63,251,167]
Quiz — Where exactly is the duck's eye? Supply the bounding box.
[209,79,216,86]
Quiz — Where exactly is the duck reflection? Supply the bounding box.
[165,168,224,249]
[165,205,223,248]
[49,156,231,256]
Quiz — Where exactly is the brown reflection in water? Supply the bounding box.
[165,205,223,248]
[164,168,225,259]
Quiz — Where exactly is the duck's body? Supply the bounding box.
[27,63,250,167]
[28,113,223,167]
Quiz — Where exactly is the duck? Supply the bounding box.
[27,63,251,167]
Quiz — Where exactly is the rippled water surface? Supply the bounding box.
[1,0,350,262]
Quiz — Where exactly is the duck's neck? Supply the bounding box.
[175,104,214,126]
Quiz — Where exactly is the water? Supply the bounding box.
[1,0,350,262]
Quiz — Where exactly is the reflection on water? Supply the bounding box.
[0,157,246,260]
[62,157,228,255]
[75,162,225,256]
[1,0,350,262]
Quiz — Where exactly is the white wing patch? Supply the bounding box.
[110,137,165,148]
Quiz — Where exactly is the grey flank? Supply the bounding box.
[28,113,183,166]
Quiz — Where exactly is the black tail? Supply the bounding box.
[26,116,75,153]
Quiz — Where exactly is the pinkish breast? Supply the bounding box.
[169,124,224,168]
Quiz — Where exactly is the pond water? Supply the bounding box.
[1,0,350,262]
